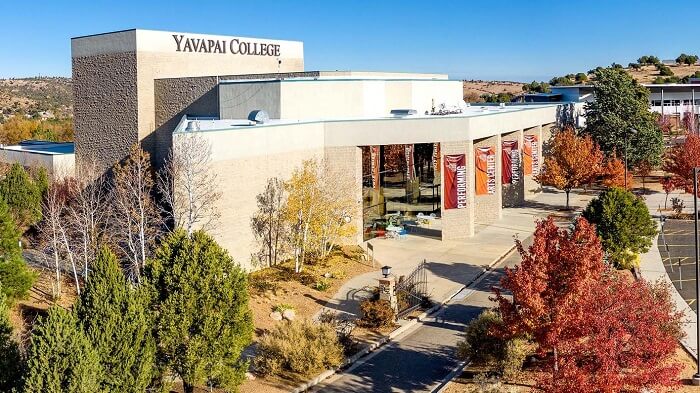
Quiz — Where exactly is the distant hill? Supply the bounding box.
[0,77,72,121]
[462,80,525,102]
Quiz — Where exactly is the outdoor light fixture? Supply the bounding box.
[381,265,392,278]
[624,128,638,189]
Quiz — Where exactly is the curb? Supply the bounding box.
[290,243,519,393]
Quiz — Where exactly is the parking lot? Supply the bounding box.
[659,219,698,314]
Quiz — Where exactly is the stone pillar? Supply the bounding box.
[501,129,525,207]
[378,276,397,313]
[440,140,474,240]
[474,134,502,225]
[324,146,364,244]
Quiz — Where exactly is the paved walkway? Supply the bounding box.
[321,188,594,319]
[640,189,699,359]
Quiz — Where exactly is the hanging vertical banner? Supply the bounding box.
[476,146,496,195]
[370,145,380,189]
[523,135,539,176]
[501,140,520,184]
[432,143,441,174]
[443,154,467,209]
[405,144,415,180]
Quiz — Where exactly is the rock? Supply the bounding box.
[324,272,332,278]
[270,311,283,321]
[245,372,256,380]
[282,309,296,321]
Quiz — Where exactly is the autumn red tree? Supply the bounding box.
[540,274,683,393]
[493,216,604,374]
[660,175,675,209]
[663,133,700,194]
[600,154,632,190]
[537,128,603,209]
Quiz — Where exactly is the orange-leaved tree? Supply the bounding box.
[492,216,604,376]
[600,154,632,189]
[536,128,603,208]
[663,133,700,194]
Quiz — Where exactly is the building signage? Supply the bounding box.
[476,147,496,195]
[523,135,539,176]
[501,140,520,184]
[432,143,441,177]
[172,34,281,56]
[444,154,467,209]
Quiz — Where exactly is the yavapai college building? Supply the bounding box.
[4,29,565,269]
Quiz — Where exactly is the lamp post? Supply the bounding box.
[381,265,392,278]
[624,128,638,189]
[694,167,700,386]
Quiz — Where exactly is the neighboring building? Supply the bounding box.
[65,29,563,270]
[0,140,75,177]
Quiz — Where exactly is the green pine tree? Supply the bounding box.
[147,230,253,393]
[0,163,44,230]
[23,307,102,393]
[0,285,24,393]
[583,67,664,167]
[0,198,35,303]
[75,247,157,392]
[582,187,658,270]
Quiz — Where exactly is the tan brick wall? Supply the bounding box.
[474,135,501,225]
[501,129,524,207]
[440,140,474,240]
[72,52,139,174]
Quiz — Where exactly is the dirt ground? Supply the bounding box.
[462,80,524,102]
[626,64,700,84]
[443,348,698,393]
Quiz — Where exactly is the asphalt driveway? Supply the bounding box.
[659,219,698,314]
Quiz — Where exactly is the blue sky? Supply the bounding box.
[1,0,699,81]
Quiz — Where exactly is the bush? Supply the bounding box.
[313,279,331,292]
[582,187,657,269]
[0,286,23,392]
[255,319,344,377]
[0,198,36,303]
[0,163,44,229]
[358,299,395,328]
[456,310,528,379]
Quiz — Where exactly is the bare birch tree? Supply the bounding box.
[251,177,287,267]
[39,178,79,297]
[68,158,111,282]
[157,133,221,237]
[111,145,161,283]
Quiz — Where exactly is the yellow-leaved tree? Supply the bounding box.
[284,159,357,273]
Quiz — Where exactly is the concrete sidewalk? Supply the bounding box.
[640,189,699,359]
[321,188,595,319]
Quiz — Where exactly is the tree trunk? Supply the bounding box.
[665,193,669,209]
[553,346,559,374]
[565,190,570,210]
[183,381,195,393]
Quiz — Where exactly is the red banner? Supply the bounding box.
[443,154,467,209]
[370,145,380,189]
[523,135,539,176]
[502,140,519,184]
[476,146,496,195]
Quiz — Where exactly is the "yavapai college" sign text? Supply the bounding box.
[172,34,281,56]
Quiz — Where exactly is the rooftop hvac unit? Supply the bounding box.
[184,120,200,132]
[248,110,270,124]
[390,109,418,117]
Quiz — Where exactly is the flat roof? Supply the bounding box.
[175,104,559,133]
[0,141,74,155]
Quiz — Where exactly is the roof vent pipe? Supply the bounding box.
[248,110,270,124]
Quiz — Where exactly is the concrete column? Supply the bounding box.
[501,129,524,207]
[474,134,502,225]
[440,140,474,240]
[324,146,364,244]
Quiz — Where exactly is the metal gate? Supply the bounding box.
[395,260,428,317]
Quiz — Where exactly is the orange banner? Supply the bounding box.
[476,146,496,195]
[523,135,539,176]
[443,154,467,209]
